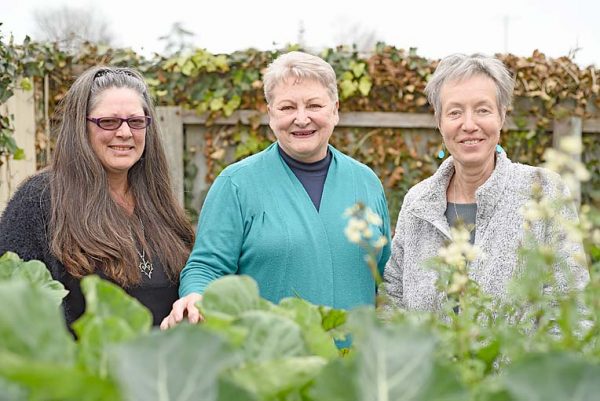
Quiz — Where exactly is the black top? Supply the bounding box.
[278,146,332,211]
[0,171,178,328]
[445,202,477,244]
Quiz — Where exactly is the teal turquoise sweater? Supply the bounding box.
[179,143,391,309]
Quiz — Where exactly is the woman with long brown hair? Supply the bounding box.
[0,66,194,327]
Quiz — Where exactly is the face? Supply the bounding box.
[268,78,339,163]
[439,74,504,170]
[87,87,147,180]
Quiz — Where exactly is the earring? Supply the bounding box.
[436,144,446,159]
[496,144,504,154]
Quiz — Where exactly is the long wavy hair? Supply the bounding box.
[50,66,194,286]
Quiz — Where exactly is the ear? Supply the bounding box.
[267,104,275,131]
[499,107,507,127]
[333,100,340,125]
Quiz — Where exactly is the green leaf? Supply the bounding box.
[502,352,600,401]
[277,298,338,359]
[309,356,360,401]
[319,306,347,331]
[201,275,263,318]
[237,310,307,361]
[0,376,27,401]
[210,97,224,111]
[230,356,326,399]
[358,75,372,96]
[110,325,241,401]
[0,280,75,364]
[73,276,152,375]
[339,79,357,100]
[12,147,25,160]
[0,252,68,305]
[18,77,32,91]
[348,309,467,401]
[75,276,151,332]
[350,61,366,78]
[0,354,121,401]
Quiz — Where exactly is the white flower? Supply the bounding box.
[344,226,362,244]
[366,209,383,226]
[372,236,388,249]
[559,137,583,154]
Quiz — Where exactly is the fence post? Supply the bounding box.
[156,106,184,206]
[552,116,582,205]
[0,88,37,213]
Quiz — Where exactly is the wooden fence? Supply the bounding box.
[2,99,599,213]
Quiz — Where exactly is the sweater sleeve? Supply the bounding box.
[0,175,49,263]
[178,175,244,297]
[543,174,590,292]
[383,204,407,309]
[376,189,392,277]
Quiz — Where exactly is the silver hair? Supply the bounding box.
[263,51,338,104]
[88,67,150,113]
[424,53,515,123]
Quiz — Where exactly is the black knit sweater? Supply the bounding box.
[0,171,178,328]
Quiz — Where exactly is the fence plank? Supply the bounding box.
[156,106,184,206]
[181,110,594,133]
[0,88,37,213]
[553,116,582,205]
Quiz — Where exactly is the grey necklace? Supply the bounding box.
[136,219,153,279]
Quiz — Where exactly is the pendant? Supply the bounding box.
[138,255,154,279]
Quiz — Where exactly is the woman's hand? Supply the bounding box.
[160,293,203,330]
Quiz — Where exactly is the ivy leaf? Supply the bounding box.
[210,97,224,111]
[12,147,25,160]
[18,77,32,91]
[340,79,357,100]
[350,61,366,78]
[358,76,372,96]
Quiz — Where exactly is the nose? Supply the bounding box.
[461,111,477,132]
[294,107,310,127]
[115,123,133,138]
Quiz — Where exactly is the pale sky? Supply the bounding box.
[1,0,599,66]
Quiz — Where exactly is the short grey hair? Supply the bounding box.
[424,53,515,123]
[263,51,338,104]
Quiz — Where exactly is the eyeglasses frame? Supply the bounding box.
[86,116,152,131]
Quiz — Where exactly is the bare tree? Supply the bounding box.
[333,18,381,54]
[33,5,114,51]
[158,22,195,55]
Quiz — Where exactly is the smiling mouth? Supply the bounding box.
[460,139,483,145]
[109,145,134,151]
[292,130,316,137]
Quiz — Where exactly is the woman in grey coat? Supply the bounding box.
[383,54,589,311]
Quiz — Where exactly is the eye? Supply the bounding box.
[477,108,491,115]
[98,117,121,129]
[279,105,294,111]
[128,117,149,129]
[447,110,461,118]
[308,104,323,109]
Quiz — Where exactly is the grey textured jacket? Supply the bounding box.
[383,152,589,311]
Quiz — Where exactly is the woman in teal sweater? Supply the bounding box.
[161,51,390,328]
